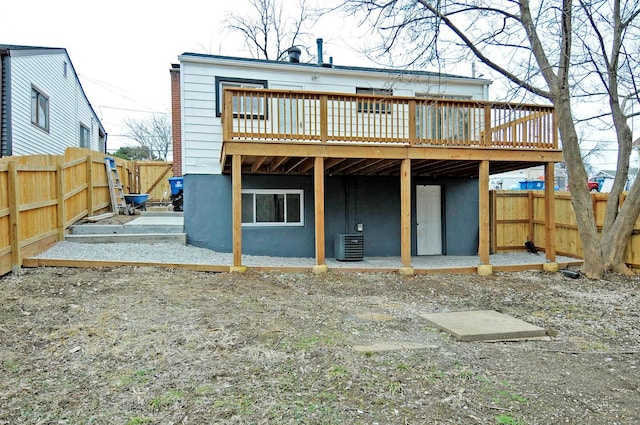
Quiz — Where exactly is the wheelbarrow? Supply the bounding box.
[124,193,149,214]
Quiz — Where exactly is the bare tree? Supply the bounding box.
[225,0,316,61]
[124,113,172,161]
[341,0,640,278]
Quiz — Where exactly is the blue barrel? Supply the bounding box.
[168,177,184,195]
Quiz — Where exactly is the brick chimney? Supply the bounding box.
[170,64,182,177]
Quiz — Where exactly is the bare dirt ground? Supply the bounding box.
[1,266,639,424]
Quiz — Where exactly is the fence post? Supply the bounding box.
[86,155,94,217]
[7,161,21,273]
[57,162,65,240]
[527,191,534,242]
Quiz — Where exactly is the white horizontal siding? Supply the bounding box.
[181,57,487,175]
[9,52,103,155]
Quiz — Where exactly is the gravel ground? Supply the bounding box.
[34,241,578,269]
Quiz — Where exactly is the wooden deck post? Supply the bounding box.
[478,160,490,266]
[544,162,557,263]
[408,100,417,145]
[400,159,413,274]
[313,157,327,273]
[320,95,328,143]
[223,91,233,141]
[482,104,492,146]
[231,154,245,271]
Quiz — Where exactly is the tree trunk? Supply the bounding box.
[601,177,640,274]
[555,99,605,278]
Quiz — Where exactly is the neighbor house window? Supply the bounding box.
[356,87,393,114]
[241,189,303,226]
[215,76,268,118]
[31,86,49,131]
[80,124,90,148]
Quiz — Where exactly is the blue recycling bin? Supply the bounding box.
[519,180,545,190]
[168,177,184,195]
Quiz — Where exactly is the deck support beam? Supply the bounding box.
[400,159,413,272]
[231,154,245,271]
[478,160,490,266]
[313,157,327,273]
[544,161,557,264]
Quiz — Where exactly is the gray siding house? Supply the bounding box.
[172,47,562,272]
[0,44,106,157]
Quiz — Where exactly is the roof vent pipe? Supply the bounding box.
[316,38,323,65]
[287,46,301,63]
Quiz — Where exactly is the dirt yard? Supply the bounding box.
[1,266,638,424]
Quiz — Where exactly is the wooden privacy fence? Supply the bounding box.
[0,148,173,276]
[492,190,640,267]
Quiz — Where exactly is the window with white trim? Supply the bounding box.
[215,76,268,118]
[31,86,49,131]
[356,87,393,114]
[80,124,90,148]
[241,189,304,226]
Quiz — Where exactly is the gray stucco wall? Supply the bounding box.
[183,174,479,258]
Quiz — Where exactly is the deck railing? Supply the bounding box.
[222,88,557,149]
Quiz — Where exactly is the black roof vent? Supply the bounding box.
[287,46,301,63]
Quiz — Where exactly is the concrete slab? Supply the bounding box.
[352,341,432,352]
[65,233,186,244]
[125,216,184,226]
[420,310,547,342]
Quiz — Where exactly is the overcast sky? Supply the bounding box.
[2,0,623,169]
[1,0,379,153]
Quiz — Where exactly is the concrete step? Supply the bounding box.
[141,211,184,217]
[69,224,184,235]
[65,233,187,244]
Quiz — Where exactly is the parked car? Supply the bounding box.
[567,180,601,192]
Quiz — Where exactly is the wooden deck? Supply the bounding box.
[221,88,561,177]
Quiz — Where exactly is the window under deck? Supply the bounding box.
[221,88,563,177]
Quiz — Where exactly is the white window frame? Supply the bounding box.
[80,124,90,148]
[241,189,304,227]
[356,87,393,114]
[31,86,49,132]
[215,76,268,119]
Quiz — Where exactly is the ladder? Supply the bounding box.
[105,158,129,215]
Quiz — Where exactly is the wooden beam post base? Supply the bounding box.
[543,262,559,272]
[477,264,493,276]
[230,266,247,273]
[399,266,414,276]
[312,264,328,274]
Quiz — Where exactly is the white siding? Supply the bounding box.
[9,51,103,155]
[181,57,489,175]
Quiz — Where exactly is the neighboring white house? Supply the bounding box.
[0,44,106,157]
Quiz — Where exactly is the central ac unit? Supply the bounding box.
[334,233,364,261]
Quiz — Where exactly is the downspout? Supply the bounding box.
[0,50,3,157]
[0,49,11,157]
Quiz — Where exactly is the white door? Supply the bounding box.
[416,185,442,255]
